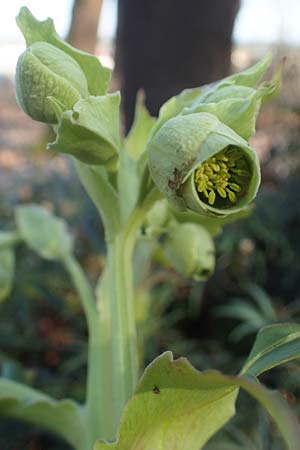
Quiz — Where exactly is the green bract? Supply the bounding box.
[147,112,260,217]
[16,42,89,124]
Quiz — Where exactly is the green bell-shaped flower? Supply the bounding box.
[15,41,89,124]
[162,223,215,280]
[147,112,260,217]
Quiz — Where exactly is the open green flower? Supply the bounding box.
[15,42,89,124]
[147,112,260,217]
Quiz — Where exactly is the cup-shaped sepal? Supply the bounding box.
[147,112,261,217]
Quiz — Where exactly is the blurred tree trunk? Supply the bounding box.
[68,0,103,53]
[115,0,240,131]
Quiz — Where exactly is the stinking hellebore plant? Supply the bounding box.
[0,6,300,450]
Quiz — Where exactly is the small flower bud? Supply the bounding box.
[147,112,260,218]
[162,223,215,280]
[15,42,89,124]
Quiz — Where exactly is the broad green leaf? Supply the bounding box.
[241,323,300,376]
[0,231,20,249]
[0,378,85,449]
[0,248,15,302]
[152,87,202,137]
[16,7,111,95]
[15,205,73,260]
[244,283,277,320]
[216,300,267,326]
[151,54,273,140]
[125,92,156,160]
[186,94,259,140]
[186,71,280,140]
[218,53,272,88]
[49,93,121,165]
[95,352,300,450]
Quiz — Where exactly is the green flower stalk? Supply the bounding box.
[147,112,260,217]
[15,42,89,124]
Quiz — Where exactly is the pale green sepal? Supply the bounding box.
[49,93,121,165]
[15,204,73,261]
[0,378,86,449]
[125,92,156,160]
[0,248,15,302]
[16,7,111,95]
[95,352,300,450]
[180,131,261,217]
[241,323,300,377]
[148,112,218,212]
[162,223,215,280]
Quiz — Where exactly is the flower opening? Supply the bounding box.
[194,146,252,207]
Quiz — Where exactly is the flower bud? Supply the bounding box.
[147,112,260,217]
[15,42,89,124]
[143,200,169,236]
[162,223,215,280]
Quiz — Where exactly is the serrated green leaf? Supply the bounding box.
[95,352,300,450]
[15,204,73,260]
[241,323,300,376]
[0,248,15,302]
[16,7,111,95]
[0,378,85,449]
[125,92,156,160]
[49,93,121,165]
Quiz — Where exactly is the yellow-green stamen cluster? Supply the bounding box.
[194,146,251,207]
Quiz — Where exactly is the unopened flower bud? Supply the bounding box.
[162,223,215,280]
[15,42,89,124]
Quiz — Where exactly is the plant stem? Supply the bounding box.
[107,228,138,434]
[63,255,113,447]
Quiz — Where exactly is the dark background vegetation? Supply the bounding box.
[0,0,300,448]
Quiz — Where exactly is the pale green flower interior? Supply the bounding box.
[194,146,252,208]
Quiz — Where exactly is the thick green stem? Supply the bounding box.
[63,255,113,447]
[107,227,138,434]
[64,200,156,444]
